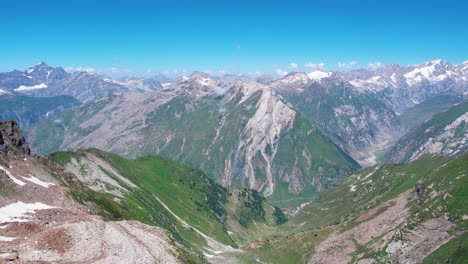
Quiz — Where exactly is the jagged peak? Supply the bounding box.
[35,61,49,67]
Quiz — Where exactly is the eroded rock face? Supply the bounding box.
[0,120,31,155]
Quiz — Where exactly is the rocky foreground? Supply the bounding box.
[0,120,180,263]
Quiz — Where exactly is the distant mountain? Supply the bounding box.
[3,59,467,206]
[271,72,402,165]
[0,94,80,129]
[0,62,168,102]
[344,60,468,113]
[27,73,360,207]
[385,101,468,163]
[398,94,465,131]
[0,62,67,91]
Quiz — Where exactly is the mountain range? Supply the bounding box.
[1,60,462,207]
[0,119,466,263]
[0,58,467,263]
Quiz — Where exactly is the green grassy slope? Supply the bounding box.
[28,90,360,208]
[244,154,468,263]
[49,148,285,263]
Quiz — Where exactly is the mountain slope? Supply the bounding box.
[49,147,289,262]
[386,101,468,163]
[1,120,286,263]
[271,76,401,165]
[345,60,468,113]
[0,94,80,129]
[0,121,181,263]
[27,76,360,207]
[244,154,468,263]
[0,62,131,103]
[398,93,465,131]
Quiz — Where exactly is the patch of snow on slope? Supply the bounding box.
[0,236,16,241]
[307,70,332,81]
[161,82,172,88]
[14,83,48,91]
[0,165,26,186]
[279,72,310,85]
[0,202,56,223]
[0,88,10,95]
[23,174,55,188]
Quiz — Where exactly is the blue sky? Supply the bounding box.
[1,0,467,76]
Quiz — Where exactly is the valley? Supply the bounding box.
[1,58,467,263]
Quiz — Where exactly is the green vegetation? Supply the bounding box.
[236,189,266,227]
[50,149,234,258]
[244,153,467,263]
[28,90,361,208]
[273,206,287,225]
[49,148,285,263]
[422,232,468,264]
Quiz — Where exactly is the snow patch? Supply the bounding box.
[14,83,48,91]
[0,165,26,186]
[0,88,10,95]
[0,236,16,241]
[0,202,56,223]
[307,70,332,81]
[23,174,55,188]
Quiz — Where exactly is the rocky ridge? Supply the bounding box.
[0,121,180,263]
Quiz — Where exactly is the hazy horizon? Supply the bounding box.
[1,0,467,77]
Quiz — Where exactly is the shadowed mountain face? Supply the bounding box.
[0,95,81,129]
[386,101,468,163]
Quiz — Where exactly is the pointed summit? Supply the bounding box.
[36,61,49,67]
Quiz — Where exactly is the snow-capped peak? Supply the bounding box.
[279,72,311,85]
[183,73,217,87]
[404,60,456,86]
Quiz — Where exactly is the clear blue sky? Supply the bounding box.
[1,0,467,76]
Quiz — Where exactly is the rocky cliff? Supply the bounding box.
[0,120,31,155]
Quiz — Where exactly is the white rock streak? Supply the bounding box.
[239,89,296,196]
